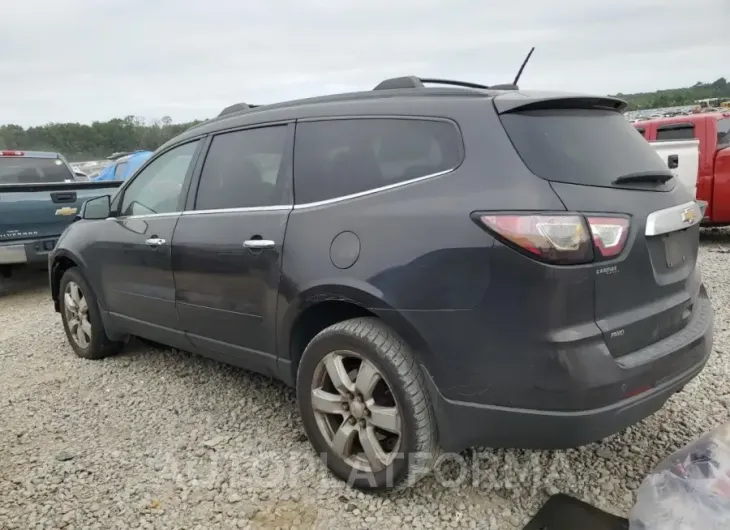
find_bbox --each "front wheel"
[297,317,438,490]
[59,267,123,360]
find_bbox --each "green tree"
[0,117,202,162]
[614,77,730,111]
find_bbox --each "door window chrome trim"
[175,168,455,214]
[106,211,182,221]
[293,168,455,210]
[182,205,293,216]
[645,200,702,236]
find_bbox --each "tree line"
[1,77,727,161]
[614,77,729,111]
[0,116,201,162]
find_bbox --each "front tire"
[297,317,438,490]
[59,267,123,360]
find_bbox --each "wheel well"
[51,256,78,309]
[289,300,376,379]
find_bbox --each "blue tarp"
[93,151,153,181]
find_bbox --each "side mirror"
[80,195,111,220]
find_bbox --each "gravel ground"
[1,232,729,530]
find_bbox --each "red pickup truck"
[634,112,730,225]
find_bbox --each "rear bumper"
[423,289,714,452]
[0,237,59,266]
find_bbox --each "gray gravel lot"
[1,233,729,530]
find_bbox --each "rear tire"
[297,317,438,491]
[59,267,123,360]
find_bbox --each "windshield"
[0,157,75,184]
[500,109,673,187]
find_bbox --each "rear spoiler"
[493,91,627,114]
[0,180,123,193]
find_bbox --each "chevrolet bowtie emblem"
[681,207,696,224]
[55,207,78,216]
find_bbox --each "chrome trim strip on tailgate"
[645,201,702,237]
[0,244,27,264]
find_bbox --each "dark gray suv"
[49,77,713,490]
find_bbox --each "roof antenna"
[512,47,535,86]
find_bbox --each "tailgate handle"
[51,191,77,203]
[667,154,679,169]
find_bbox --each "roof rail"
[487,83,519,90]
[373,76,424,90]
[374,47,536,93]
[372,76,512,91]
[217,102,258,117]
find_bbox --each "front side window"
[717,118,730,148]
[119,140,199,216]
[195,126,290,210]
[293,118,463,204]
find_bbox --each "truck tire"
[59,267,124,360]
[297,317,438,490]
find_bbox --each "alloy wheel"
[310,351,402,473]
[64,281,92,348]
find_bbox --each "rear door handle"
[145,237,166,247]
[243,239,275,249]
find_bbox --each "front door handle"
[145,237,166,247]
[243,239,275,249]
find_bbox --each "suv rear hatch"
[496,95,702,357]
[0,153,79,241]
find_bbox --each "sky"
[0,0,728,126]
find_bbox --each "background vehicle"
[93,150,153,181]
[644,138,700,196]
[634,113,730,225]
[0,150,121,278]
[50,79,712,490]
[72,169,90,181]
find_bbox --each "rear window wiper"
[612,171,674,185]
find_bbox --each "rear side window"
[499,109,672,187]
[0,157,74,184]
[195,126,290,210]
[717,118,730,148]
[294,118,462,204]
[656,123,695,141]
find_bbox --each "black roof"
[162,75,626,151]
[176,83,506,140]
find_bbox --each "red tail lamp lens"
[587,217,630,258]
[479,214,594,264]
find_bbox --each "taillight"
[476,213,630,264]
[587,217,630,258]
[1,150,24,156]
[478,214,594,264]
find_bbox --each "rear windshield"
[500,109,672,187]
[0,157,74,184]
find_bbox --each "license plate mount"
[663,233,686,269]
